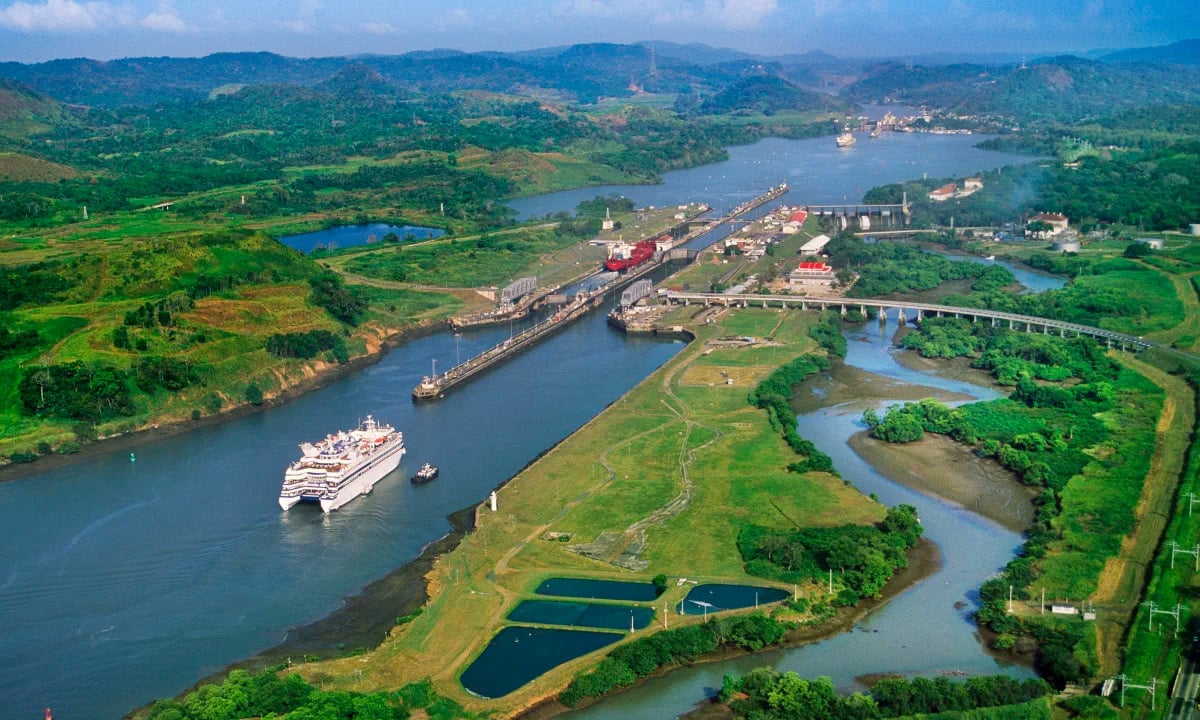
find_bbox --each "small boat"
[411,462,439,484]
[985,255,996,261]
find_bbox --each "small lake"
[278,223,443,253]
[535,577,662,602]
[459,627,623,699]
[678,584,791,616]
[508,600,655,631]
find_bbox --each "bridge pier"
[916,309,923,322]
[1009,319,1015,330]
[840,304,847,317]
[991,317,998,328]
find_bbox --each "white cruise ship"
[278,415,406,512]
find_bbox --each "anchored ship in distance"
[279,415,406,512]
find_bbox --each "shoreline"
[123,384,616,719]
[0,318,448,485]
[515,536,943,720]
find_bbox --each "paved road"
[1169,650,1200,719]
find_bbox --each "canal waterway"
[0,314,681,720]
[0,134,1045,720]
[506,132,1034,222]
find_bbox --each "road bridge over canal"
[662,292,1156,352]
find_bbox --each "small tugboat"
[411,462,439,484]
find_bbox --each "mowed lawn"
[297,307,883,715]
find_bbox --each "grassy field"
[290,306,883,716]
[0,229,463,458]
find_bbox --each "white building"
[1031,212,1069,235]
[799,234,832,256]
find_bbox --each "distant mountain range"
[1100,38,1200,65]
[0,39,1194,126]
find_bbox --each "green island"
[3,40,1200,720]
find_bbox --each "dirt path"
[1091,353,1195,676]
[1147,270,1200,353]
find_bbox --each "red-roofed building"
[1031,212,1069,235]
[928,183,958,202]
[788,260,836,291]
[789,210,808,224]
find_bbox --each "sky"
[0,0,1195,63]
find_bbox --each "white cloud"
[436,7,471,30]
[702,0,777,28]
[0,0,189,32]
[0,0,128,31]
[140,0,183,31]
[361,20,399,35]
[277,0,322,33]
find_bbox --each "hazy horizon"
[0,0,1195,64]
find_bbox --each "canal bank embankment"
[0,317,452,485]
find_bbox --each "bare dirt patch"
[849,432,1038,533]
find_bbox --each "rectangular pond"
[534,577,662,601]
[677,584,790,616]
[459,626,623,699]
[508,600,655,631]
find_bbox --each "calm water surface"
[278,222,443,253]
[507,133,1034,221]
[0,314,680,720]
[0,135,1044,720]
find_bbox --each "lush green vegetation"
[738,505,922,605]
[868,139,1200,232]
[747,350,834,475]
[341,222,597,287]
[934,260,1181,336]
[843,56,1200,124]
[559,612,793,707]
[0,228,458,460]
[876,322,1164,689]
[686,76,848,116]
[144,669,478,720]
[717,667,1051,720]
[823,236,1015,299]
[265,330,348,362]
[1117,367,1200,703]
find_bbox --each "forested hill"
[694,76,850,115]
[0,44,833,108]
[1101,38,1200,65]
[0,80,78,141]
[843,56,1200,123]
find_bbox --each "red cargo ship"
[605,238,658,271]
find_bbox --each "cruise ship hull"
[278,441,405,512]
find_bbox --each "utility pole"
[1169,541,1200,571]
